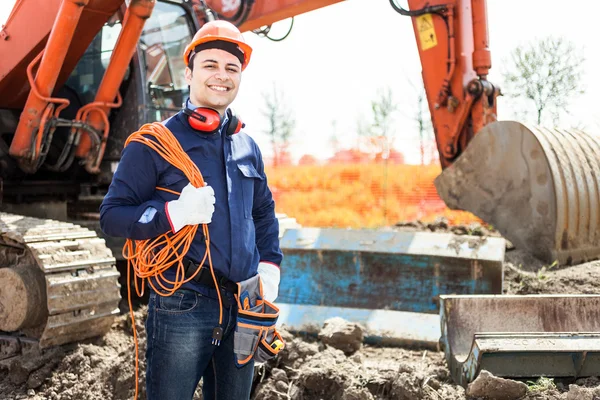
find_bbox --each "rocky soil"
[1,218,600,400]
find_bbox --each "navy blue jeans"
[145,288,255,400]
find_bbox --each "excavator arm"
[202,0,600,265]
[1,0,155,174]
[206,0,499,169]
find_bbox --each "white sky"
[232,0,599,163]
[2,0,598,163]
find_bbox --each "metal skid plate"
[440,294,600,386]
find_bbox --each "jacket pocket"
[158,171,188,197]
[237,163,263,220]
[159,168,212,195]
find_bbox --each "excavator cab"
[97,0,197,187]
[139,1,193,122]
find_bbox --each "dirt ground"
[2,219,600,400]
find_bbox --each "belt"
[183,257,238,294]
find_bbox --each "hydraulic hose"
[389,0,447,16]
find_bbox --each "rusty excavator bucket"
[440,294,600,386]
[435,121,600,265]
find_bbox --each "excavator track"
[0,212,120,360]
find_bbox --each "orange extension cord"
[121,122,224,399]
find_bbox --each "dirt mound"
[0,308,147,400]
[2,305,600,400]
[253,331,464,400]
[504,250,600,295]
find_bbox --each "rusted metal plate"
[471,334,600,380]
[435,121,600,266]
[276,303,440,349]
[279,228,505,314]
[440,294,600,386]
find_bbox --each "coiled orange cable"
[121,122,224,399]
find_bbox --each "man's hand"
[166,182,215,233]
[258,262,280,303]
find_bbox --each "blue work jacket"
[99,108,283,294]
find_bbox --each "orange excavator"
[1,0,599,374]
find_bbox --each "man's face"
[185,48,242,116]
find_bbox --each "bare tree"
[372,87,398,142]
[356,87,399,226]
[357,87,398,158]
[502,36,585,125]
[415,88,432,164]
[262,82,295,166]
[405,80,433,165]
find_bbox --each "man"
[100,20,282,400]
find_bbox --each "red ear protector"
[183,107,245,136]
[183,107,221,134]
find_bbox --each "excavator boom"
[1,0,154,174]
[204,0,600,265]
[208,0,499,169]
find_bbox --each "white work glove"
[258,262,280,303]
[166,182,215,233]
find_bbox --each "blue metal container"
[278,227,505,314]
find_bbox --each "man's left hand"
[258,262,280,303]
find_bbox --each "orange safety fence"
[265,162,482,228]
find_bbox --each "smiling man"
[100,20,283,400]
[186,48,241,114]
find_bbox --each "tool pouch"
[233,274,284,367]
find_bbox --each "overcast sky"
[2,0,597,163]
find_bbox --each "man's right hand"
[166,182,216,233]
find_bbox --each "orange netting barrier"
[265,163,482,228]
